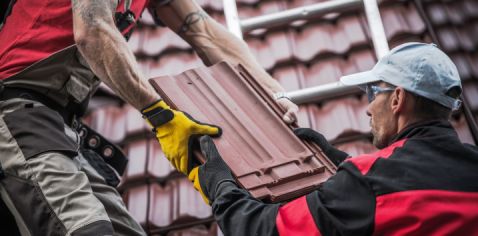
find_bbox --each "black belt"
[0,86,77,126]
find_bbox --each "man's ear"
[390,87,407,115]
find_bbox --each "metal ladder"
[222,0,478,144]
[223,0,388,103]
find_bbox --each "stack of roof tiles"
[84,0,478,235]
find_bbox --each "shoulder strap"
[124,0,131,11]
[0,0,16,31]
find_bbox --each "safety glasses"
[364,85,395,103]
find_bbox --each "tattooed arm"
[150,0,299,124]
[71,0,159,110]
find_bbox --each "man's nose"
[366,106,372,117]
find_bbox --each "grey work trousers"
[0,98,146,236]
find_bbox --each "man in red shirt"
[0,0,298,235]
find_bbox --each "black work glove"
[294,128,349,166]
[188,135,235,205]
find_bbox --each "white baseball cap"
[340,42,462,110]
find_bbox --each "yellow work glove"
[142,100,222,175]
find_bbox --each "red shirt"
[0,0,148,80]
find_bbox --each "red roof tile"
[291,15,368,61]
[380,3,426,41]
[149,62,336,202]
[246,31,294,70]
[297,105,312,128]
[237,0,287,19]
[125,178,212,229]
[463,82,478,111]
[271,65,304,91]
[125,105,150,135]
[123,139,175,182]
[85,105,126,143]
[300,49,375,88]
[146,52,203,78]
[142,27,191,56]
[452,115,475,145]
[308,96,370,140]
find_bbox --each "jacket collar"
[389,119,457,144]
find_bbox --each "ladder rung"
[241,0,363,33]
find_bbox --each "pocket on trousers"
[3,106,78,159]
[81,148,120,187]
[1,174,67,236]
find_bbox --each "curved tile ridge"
[307,96,371,141]
[123,138,177,184]
[300,49,376,88]
[379,3,426,41]
[290,15,369,62]
[124,178,212,229]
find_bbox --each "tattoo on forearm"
[72,0,117,26]
[177,11,208,35]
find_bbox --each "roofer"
[182,42,478,235]
[0,0,298,235]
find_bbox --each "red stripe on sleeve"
[276,196,322,236]
[347,139,407,175]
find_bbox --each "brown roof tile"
[124,178,212,229]
[307,96,370,140]
[452,115,475,144]
[142,27,191,56]
[271,65,304,91]
[290,15,368,61]
[300,49,375,88]
[146,52,203,78]
[380,3,426,41]
[149,62,336,202]
[123,139,175,182]
[125,105,150,135]
[85,105,126,143]
[247,31,294,70]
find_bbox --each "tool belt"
[0,86,128,179]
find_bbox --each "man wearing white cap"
[170,42,478,235]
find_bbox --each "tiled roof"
[85,0,478,234]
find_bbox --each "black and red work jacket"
[212,120,478,235]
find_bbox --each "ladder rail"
[223,0,388,104]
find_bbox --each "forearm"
[72,0,159,110]
[152,1,286,95]
[212,182,280,236]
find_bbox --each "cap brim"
[340,70,380,86]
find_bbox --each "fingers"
[188,167,210,205]
[293,127,314,139]
[182,112,222,137]
[276,98,299,124]
[283,109,298,124]
[199,135,221,161]
[195,123,222,137]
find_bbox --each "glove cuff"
[141,99,170,113]
[141,100,174,128]
[273,91,291,101]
